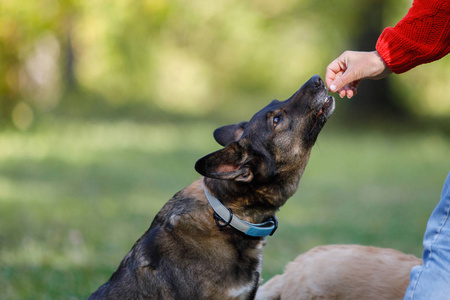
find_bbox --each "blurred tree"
[350,0,403,118]
[63,18,77,91]
[349,0,450,120]
[0,0,81,128]
[0,0,448,128]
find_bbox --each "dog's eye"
[273,115,282,128]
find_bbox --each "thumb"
[329,71,357,93]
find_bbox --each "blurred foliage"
[1,0,449,130]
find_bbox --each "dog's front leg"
[246,271,260,300]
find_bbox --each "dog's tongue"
[316,109,323,118]
[316,97,333,118]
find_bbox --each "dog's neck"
[203,174,302,224]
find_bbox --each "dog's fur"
[256,244,422,300]
[88,75,334,299]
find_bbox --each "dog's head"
[195,75,334,204]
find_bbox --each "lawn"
[1,114,449,299]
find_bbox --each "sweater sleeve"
[375,0,450,74]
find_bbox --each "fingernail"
[330,85,336,92]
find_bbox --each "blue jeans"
[404,172,450,300]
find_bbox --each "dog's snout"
[311,75,323,88]
[288,75,327,107]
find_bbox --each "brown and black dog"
[88,75,334,299]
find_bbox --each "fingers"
[337,82,359,99]
[330,69,360,94]
[326,51,392,99]
[326,51,376,99]
[325,51,359,93]
[330,73,358,98]
[330,76,349,93]
[338,89,347,98]
[325,55,349,92]
[325,59,343,90]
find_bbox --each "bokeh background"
[1,0,450,298]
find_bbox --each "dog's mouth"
[315,95,334,120]
[308,94,334,137]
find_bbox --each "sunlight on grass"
[0,118,220,299]
[0,177,15,202]
[262,127,450,278]
[0,120,215,162]
[0,117,449,298]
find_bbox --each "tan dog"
[256,245,422,300]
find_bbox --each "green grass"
[1,116,449,299]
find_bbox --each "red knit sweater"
[376,0,450,74]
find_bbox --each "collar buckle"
[268,216,278,236]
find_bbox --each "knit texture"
[376,0,450,74]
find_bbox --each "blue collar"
[203,186,278,237]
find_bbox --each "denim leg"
[404,172,450,300]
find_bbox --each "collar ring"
[213,209,233,228]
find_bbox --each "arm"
[326,0,450,98]
[376,0,450,74]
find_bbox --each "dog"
[88,75,334,299]
[255,244,422,300]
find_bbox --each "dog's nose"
[289,75,325,104]
[311,75,323,88]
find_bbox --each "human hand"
[325,51,392,99]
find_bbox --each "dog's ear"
[213,122,248,146]
[195,142,253,182]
